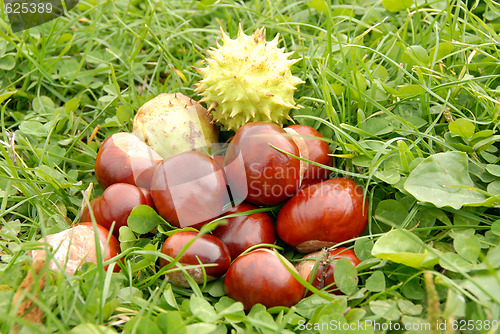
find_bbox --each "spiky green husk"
[194,26,304,131]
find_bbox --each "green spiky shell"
[194,26,304,131]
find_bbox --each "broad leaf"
[371,229,439,268]
[382,0,413,12]
[128,205,165,234]
[449,119,475,139]
[404,151,486,209]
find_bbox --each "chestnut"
[31,222,120,275]
[296,247,361,295]
[150,151,229,229]
[224,121,302,206]
[276,178,369,253]
[81,183,155,237]
[212,203,276,258]
[286,125,333,188]
[95,132,163,189]
[224,248,304,311]
[160,230,231,287]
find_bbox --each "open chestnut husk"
[276,178,368,253]
[160,230,231,287]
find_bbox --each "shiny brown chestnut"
[31,222,120,275]
[224,248,305,311]
[160,230,231,287]
[224,121,302,206]
[286,125,333,188]
[276,178,369,253]
[212,203,276,258]
[95,132,163,189]
[296,247,361,295]
[150,151,229,229]
[81,183,155,237]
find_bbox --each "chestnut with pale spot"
[30,223,120,275]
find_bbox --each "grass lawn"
[1,0,500,333]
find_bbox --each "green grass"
[1,0,500,333]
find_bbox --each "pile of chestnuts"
[33,114,369,311]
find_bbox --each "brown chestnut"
[95,132,163,189]
[81,183,155,237]
[150,151,229,229]
[224,248,304,311]
[31,222,120,275]
[160,230,231,287]
[224,122,302,206]
[276,178,368,253]
[212,203,276,258]
[296,247,361,295]
[286,125,332,188]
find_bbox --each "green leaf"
[439,252,473,272]
[127,205,165,235]
[404,151,486,209]
[307,0,327,13]
[394,84,423,98]
[124,316,162,334]
[365,271,386,292]
[454,233,481,263]
[371,229,440,268]
[430,42,455,60]
[65,98,80,113]
[157,312,187,334]
[333,258,358,295]
[374,199,408,227]
[369,300,401,321]
[382,0,413,12]
[461,270,500,304]
[0,55,15,70]
[442,289,466,319]
[190,295,218,322]
[70,323,118,334]
[354,238,374,261]
[19,120,47,136]
[472,135,500,151]
[449,119,475,139]
[376,168,401,185]
[402,45,430,66]
[116,105,130,124]
[185,323,218,334]
[360,117,393,136]
[197,0,217,9]
[33,96,55,113]
[397,299,422,316]
[203,278,226,297]
[492,220,500,236]
[0,90,16,105]
[485,164,500,177]
[119,226,138,251]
